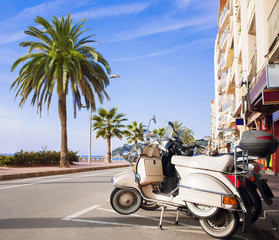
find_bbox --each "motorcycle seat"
[171,154,234,172]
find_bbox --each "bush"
[0,150,79,166]
[0,155,16,166]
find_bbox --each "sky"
[0,0,219,156]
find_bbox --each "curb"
[0,164,129,181]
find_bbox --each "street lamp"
[86,74,120,164]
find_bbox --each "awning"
[263,89,279,104]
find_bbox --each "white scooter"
[110,122,252,239]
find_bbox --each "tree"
[92,107,127,163]
[173,121,195,144]
[184,128,195,144]
[11,14,111,167]
[153,127,166,137]
[124,121,146,149]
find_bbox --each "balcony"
[267,0,279,62]
[248,53,257,89]
[225,67,235,95]
[222,101,232,113]
[224,36,234,70]
[220,56,227,71]
[219,2,229,29]
[247,0,255,34]
[220,25,229,49]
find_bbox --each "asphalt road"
[0,168,269,240]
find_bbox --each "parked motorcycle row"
[110,121,279,239]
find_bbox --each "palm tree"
[11,14,111,167]
[173,121,195,144]
[92,107,127,163]
[124,121,146,149]
[184,128,195,144]
[153,127,166,137]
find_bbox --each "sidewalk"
[0,160,130,181]
[260,172,279,237]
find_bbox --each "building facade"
[212,0,279,173]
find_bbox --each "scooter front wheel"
[110,188,142,215]
[199,209,239,239]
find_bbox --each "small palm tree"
[153,127,166,137]
[124,121,146,149]
[184,128,195,144]
[11,14,111,167]
[92,107,127,163]
[173,121,195,143]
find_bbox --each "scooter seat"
[171,154,234,172]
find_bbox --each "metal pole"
[88,106,92,164]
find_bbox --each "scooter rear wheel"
[245,180,262,223]
[199,209,239,239]
[110,188,142,215]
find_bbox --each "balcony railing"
[248,54,257,89]
[219,2,229,28]
[222,101,231,112]
[221,80,226,93]
[247,0,255,27]
[267,1,279,53]
[220,25,229,48]
[220,56,225,70]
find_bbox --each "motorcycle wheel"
[141,200,160,210]
[246,182,262,223]
[199,209,239,239]
[186,202,220,218]
[110,188,142,215]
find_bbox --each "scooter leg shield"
[112,170,139,190]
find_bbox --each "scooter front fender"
[112,170,139,190]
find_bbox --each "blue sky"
[0,0,219,155]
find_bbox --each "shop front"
[247,64,279,174]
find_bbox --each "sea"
[0,153,123,161]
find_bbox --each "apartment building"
[212,0,279,173]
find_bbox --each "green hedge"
[0,150,79,166]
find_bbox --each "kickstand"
[158,205,166,230]
[175,208,179,226]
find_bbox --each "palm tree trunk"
[106,135,111,163]
[58,93,70,167]
[135,140,138,150]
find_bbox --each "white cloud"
[0,31,26,45]
[0,0,90,45]
[107,13,216,43]
[0,73,16,84]
[0,0,89,31]
[72,2,150,20]
[175,0,192,10]
[112,38,215,62]
[0,1,150,45]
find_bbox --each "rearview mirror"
[153,115,156,124]
[168,121,174,129]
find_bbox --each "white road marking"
[0,177,73,190]
[0,169,122,191]
[68,218,204,233]
[62,205,100,220]
[97,207,201,229]
[61,205,203,234]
